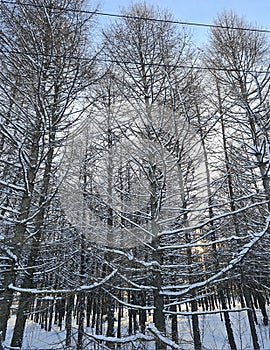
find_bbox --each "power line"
[2,0,270,35]
[1,48,270,75]
[96,13,270,35]
[1,1,270,74]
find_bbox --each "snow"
[161,200,269,236]
[8,269,117,294]
[161,217,270,297]
[0,245,17,262]
[4,309,270,349]
[4,317,67,349]
[86,332,153,343]
[148,324,182,349]
[0,180,25,193]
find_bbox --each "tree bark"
[243,287,260,350]
[65,295,73,347]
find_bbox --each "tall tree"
[0,0,97,347]
[204,11,270,349]
[94,3,203,349]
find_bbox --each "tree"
[84,3,203,349]
[0,0,97,347]
[204,11,270,349]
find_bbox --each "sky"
[95,0,270,45]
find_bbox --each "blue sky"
[97,0,270,44]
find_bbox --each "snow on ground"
[150,310,270,349]
[5,316,67,349]
[4,309,270,349]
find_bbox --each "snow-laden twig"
[100,246,160,267]
[164,292,216,308]
[161,216,270,296]
[102,287,155,310]
[0,206,20,215]
[8,269,117,294]
[164,308,250,316]
[158,234,250,251]
[147,324,184,349]
[160,200,269,236]
[85,332,153,343]
[0,180,25,192]
[0,244,17,262]
[118,271,157,290]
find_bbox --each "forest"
[1,0,270,349]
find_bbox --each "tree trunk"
[256,292,268,326]
[11,143,55,348]
[106,295,115,349]
[152,238,166,350]
[0,278,14,340]
[117,299,122,340]
[77,292,85,350]
[139,292,147,334]
[243,287,260,350]
[65,295,73,347]
[86,295,92,328]
[0,178,36,342]
[191,297,201,350]
[219,290,237,350]
[11,291,34,348]
[48,299,53,332]
[171,304,178,344]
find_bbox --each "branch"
[8,269,117,294]
[164,308,250,316]
[0,180,25,192]
[85,332,153,344]
[147,324,184,350]
[160,200,269,236]
[161,215,270,296]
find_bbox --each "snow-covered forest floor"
[4,308,270,349]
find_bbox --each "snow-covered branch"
[85,332,153,344]
[147,324,184,350]
[164,308,250,316]
[0,180,25,193]
[160,200,269,236]
[8,269,117,294]
[161,216,270,296]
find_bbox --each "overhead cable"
[2,0,270,34]
[1,48,269,75]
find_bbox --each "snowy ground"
[4,310,270,349]
[5,317,67,349]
